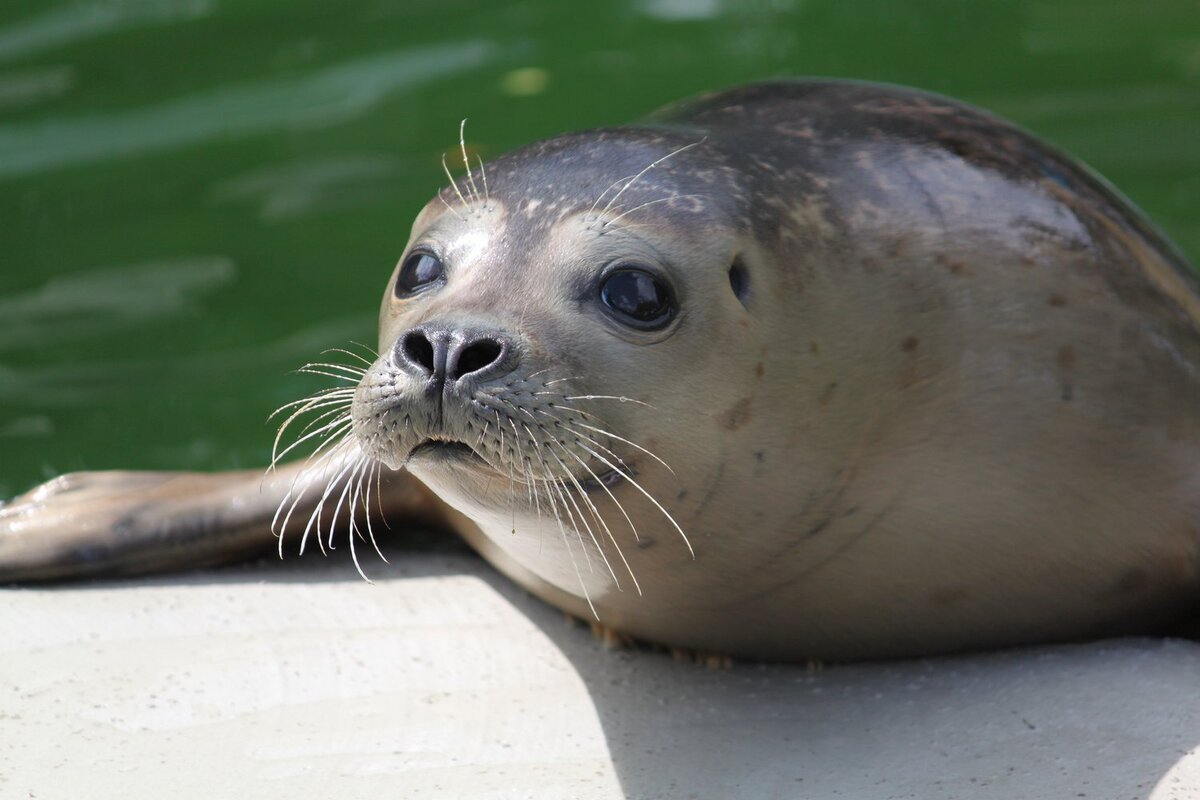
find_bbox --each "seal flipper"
[0,469,290,582]
[0,465,451,582]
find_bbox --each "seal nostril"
[454,338,503,379]
[402,332,436,375]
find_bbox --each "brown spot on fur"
[809,340,821,355]
[717,397,753,431]
[1047,293,1067,307]
[901,335,919,352]
[755,361,764,379]
[818,381,838,410]
[936,253,967,275]
[931,587,969,607]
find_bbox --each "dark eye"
[395,251,444,297]
[598,268,677,330]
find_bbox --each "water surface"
[1,0,1197,496]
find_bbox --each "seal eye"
[395,251,444,297]
[599,268,676,330]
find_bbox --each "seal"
[2,80,1198,661]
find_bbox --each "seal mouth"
[579,464,628,493]
[408,438,486,465]
[407,434,631,492]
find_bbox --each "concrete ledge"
[3,543,1199,799]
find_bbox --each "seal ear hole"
[729,257,750,306]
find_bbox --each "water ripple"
[0,0,213,64]
[0,255,236,350]
[0,40,498,180]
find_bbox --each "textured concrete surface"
[3,541,1199,800]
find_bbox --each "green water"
[1,0,1197,498]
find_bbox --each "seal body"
[348,81,1200,660]
[2,81,1199,661]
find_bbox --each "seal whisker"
[599,139,704,218]
[559,394,654,408]
[272,436,354,540]
[271,414,352,470]
[346,459,374,582]
[268,387,355,420]
[523,404,645,545]
[545,444,625,590]
[547,439,641,594]
[267,392,354,457]
[587,174,637,219]
[324,452,366,551]
[544,469,598,578]
[458,119,480,204]
[276,437,343,554]
[525,432,596,575]
[364,460,391,558]
[271,405,351,466]
[557,440,644,547]
[603,193,705,231]
[570,420,677,477]
[527,441,591,571]
[272,437,357,554]
[373,457,391,532]
[529,407,635,475]
[493,409,518,534]
[345,340,380,358]
[574,440,694,557]
[274,394,352,437]
[438,193,465,221]
[518,423,545,523]
[528,442,596,616]
[321,346,375,367]
[540,376,584,387]
[298,446,362,556]
[301,361,368,378]
[507,416,536,511]
[292,404,353,441]
[296,366,365,382]
[441,153,470,209]
[270,397,353,465]
[301,419,357,467]
[475,153,489,207]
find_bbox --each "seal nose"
[395,324,514,389]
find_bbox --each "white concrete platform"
[3,537,1199,799]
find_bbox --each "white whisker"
[546,442,636,594]
[575,440,694,557]
[599,139,704,217]
[459,119,480,203]
[321,347,375,367]
[604,194,704,230]
[441,153,470,208]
